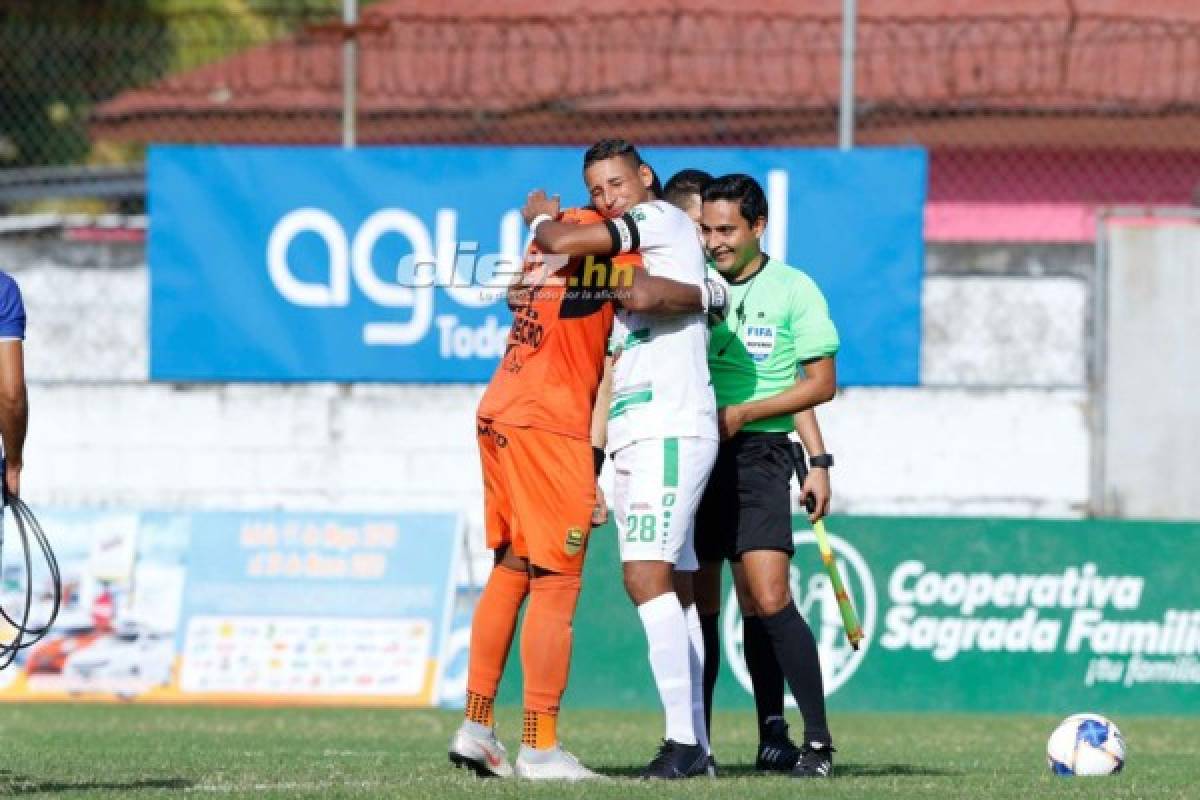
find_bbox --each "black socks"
[760,603,831,744]
[742,615,785,736]
[699,612,720,736]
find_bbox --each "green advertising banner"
[498,516,1200,715]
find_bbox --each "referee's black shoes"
[755,716,802,772]
[792,741,835,779]
[640,739,709,780]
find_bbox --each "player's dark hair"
[583,138,660,197]
[663,168,712,208]
[702,173,768,225]
[648,172,663,200]
[583,138,641,171]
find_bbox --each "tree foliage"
[0,1,173,166]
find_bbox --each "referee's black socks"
[741,615,786,737]
[760,604,832,745]
[699,612,720,736]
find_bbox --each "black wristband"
[809,453,834,469]
[593,446,606,477]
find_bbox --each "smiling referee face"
[701,174,770,281]
[701,198,766,279]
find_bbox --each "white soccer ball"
[1046,713,1126,777]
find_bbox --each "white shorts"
[612,436,717,572]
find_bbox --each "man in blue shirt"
[0,271,28,502]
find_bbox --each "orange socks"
[520,573,583,738]
[522,709,558,750]
[464,566,581,749]
[465,691,495,728]
[465,564,530,722]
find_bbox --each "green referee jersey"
[707,256,839,433]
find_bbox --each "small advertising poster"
[0,510,141,695]
[177,511,461,705]
[0,510,462,707]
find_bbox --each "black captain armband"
[593,446,606,477]
[603,212,641,256]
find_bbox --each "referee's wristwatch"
[809,453,834,469]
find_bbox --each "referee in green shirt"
[692,173,839,778]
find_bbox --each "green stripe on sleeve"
[608,388,653,419]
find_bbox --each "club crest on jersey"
[564,527,586,556]
[743,324,776,363]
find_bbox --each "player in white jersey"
[527,139,728,780]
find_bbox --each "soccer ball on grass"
[1046,713,1125,776]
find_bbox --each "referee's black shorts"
[694,431,794,563]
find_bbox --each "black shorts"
[694,432,795,563]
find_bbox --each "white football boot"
[448,720,514,778]
[514,744,601,781]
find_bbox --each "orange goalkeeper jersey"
[477,207,640,441]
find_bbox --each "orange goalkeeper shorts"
[476,417,595,575]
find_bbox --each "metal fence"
[0,1,339,172]
[2,3,1198,203]
[3,0,1171,397]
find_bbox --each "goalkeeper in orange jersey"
[449,203,726,781]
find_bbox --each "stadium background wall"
[6,241,1091,521]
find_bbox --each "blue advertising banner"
[149,145,926,385]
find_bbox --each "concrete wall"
[17,262,145,383]
[26,383,1090,575]
[28,383,482,513]
[1103,221,1200,519]
[921,276,1086,387]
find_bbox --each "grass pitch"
[0,704,1195,798]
